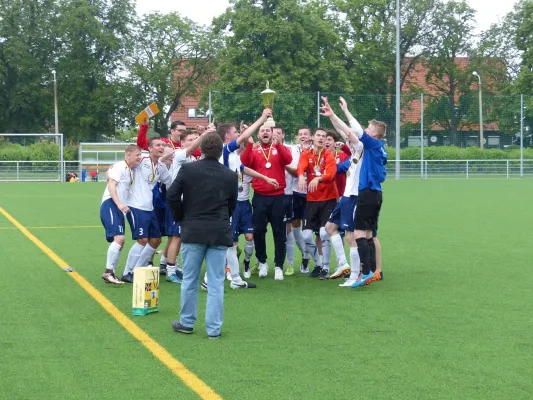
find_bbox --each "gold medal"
[265,162,272,168]
[260,145,273,169]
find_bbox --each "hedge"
[0,140,78,163]
[385,146,533,160]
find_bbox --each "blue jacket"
[358,132,387,192]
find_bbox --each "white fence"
[0,161,64,182]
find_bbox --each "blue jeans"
[179,243,227,336]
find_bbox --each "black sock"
[243,259,250,271]
[367,238,376,273]
[356,238,370,275]
[302,258,309,267]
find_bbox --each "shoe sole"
[329,268,351,280]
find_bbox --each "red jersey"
[137,125,201,158]
[240,142,292,196]
[297,148,338,202]
[334,150,350,196]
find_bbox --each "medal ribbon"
[260,144,273,165]
[125,161,134,187]
[151,159,158,181]
[313,148,323,172]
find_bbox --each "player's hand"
[297,177,307,193]
[262,108,272,121]
[142,118,149,126]
[339,96,348,112]
[265,177,279,189]
[118,203,130,213]
[335,141,344,148]
[308,177,321,193]
[272,130,282,144]
[203,127,216,135]
[248,136,255,144]
[240,120,249,133]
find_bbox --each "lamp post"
[395,0,401,179]
[52,70,58,135]
[472,71,483,149]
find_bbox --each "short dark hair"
[181,130,197,142]
[201,133,223,160]
[312,127,327,136]
[325,129,339,141]
[274,123,284,132]
[217,123,235,142]
[170,120,186,130]
[148,137,162,148]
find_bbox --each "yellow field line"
[0,225,101,230]
[0,207,222,400]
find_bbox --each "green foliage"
[0,140,77,162]
[386,145,533,160]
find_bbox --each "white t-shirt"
[127,156,172,211]
[101,161,133,204]
[238,174,252,201]
[343,141,364,197]
[171,148,195,181]
[284,144,297,195]
[290,144,307,195]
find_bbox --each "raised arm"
[185,128,215,157]
[320,96,360,144]
[239,141,255,168]
[136,119,149,151]
[236,108,272,146]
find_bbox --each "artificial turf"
[0,180,532,399]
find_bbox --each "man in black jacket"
[167,133,237,339]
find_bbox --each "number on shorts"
[139,227,144,236]
[119,225,124,233]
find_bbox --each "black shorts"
[292,192,307,220]
[354,189,382,232]
[303,199,337,233]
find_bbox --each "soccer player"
[320,99,365,286]
[100,144,142,284]
[287,126,317,273]
[240,121,292,280]
[217,111,279,288]
[297,128,339,279]
[334,97,387,288]
[324,130,350,197]
[159,129,212,283]
[121,138,173,282]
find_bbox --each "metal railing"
[0,161,63,182]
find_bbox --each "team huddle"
[99,97,387,290]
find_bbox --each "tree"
[129,12,218,136]
[422,0,476,145]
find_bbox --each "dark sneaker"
[121,272,133,283]
[171,321,194,334]
[319,269,329,280]
[208,333,221,340]
[379,270,384,280]
[309,266,322,278]
[159,264,167,275]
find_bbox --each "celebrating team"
[99,97,387,289]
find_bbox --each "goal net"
[0,133,64,182]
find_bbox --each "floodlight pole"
[52,70,58,135]
[473,71,483,149]
[395,0,401,179]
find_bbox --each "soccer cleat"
[166,273,182,284]
[230,280,257,289]
[159,264,167,275]
[201,280,208,291]
[300,264,309,274]
[366,271,381,285]
[330,264,351,280]
[102,272,125,285]
[171,321,194,334]
[339,278,357,287]
[319,269,329,280]
[258,263,268,278]
[309,266,322,278]
[274,267,284,280]
[121,272,134,283]
[351,272,375,288]
[285,265,295,276]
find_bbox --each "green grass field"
[1,180,532,399]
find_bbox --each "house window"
[187,108,197,118]
[187,107,207,118]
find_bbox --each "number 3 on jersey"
[138,227,144,236]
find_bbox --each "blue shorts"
[154,206,166,235]
[100,198,125,242]
[232,200,254,242]
[284,194,293,222]
[164,204,181,237]
[328,195,357,232]
[292,192,307,220]
[126,207,162,240]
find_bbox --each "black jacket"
[167,158,237,247]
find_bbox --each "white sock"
[244,240,254,261]
[349,247,360,280]
[167,263,177,275]
[124,242,144,275]
[160,254,168,266]
[319,227,331,272]
[227,246,241,280]
[303,229,320,266]
[286,231,295,266]
[135,244,156,268]
[292,226,308,258]
[331,233,347,266]
[106,242,122,273]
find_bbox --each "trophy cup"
[261,81,276,128]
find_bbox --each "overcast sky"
[137,0,517,32]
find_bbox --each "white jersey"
[219,139,245,198]
[290,144,307,195]
[171,148,195,181]
[238,173,252,201]
[101,161,133,204]
[284,144,297,195]
[343,141,364,197]
[127,156,172,211]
